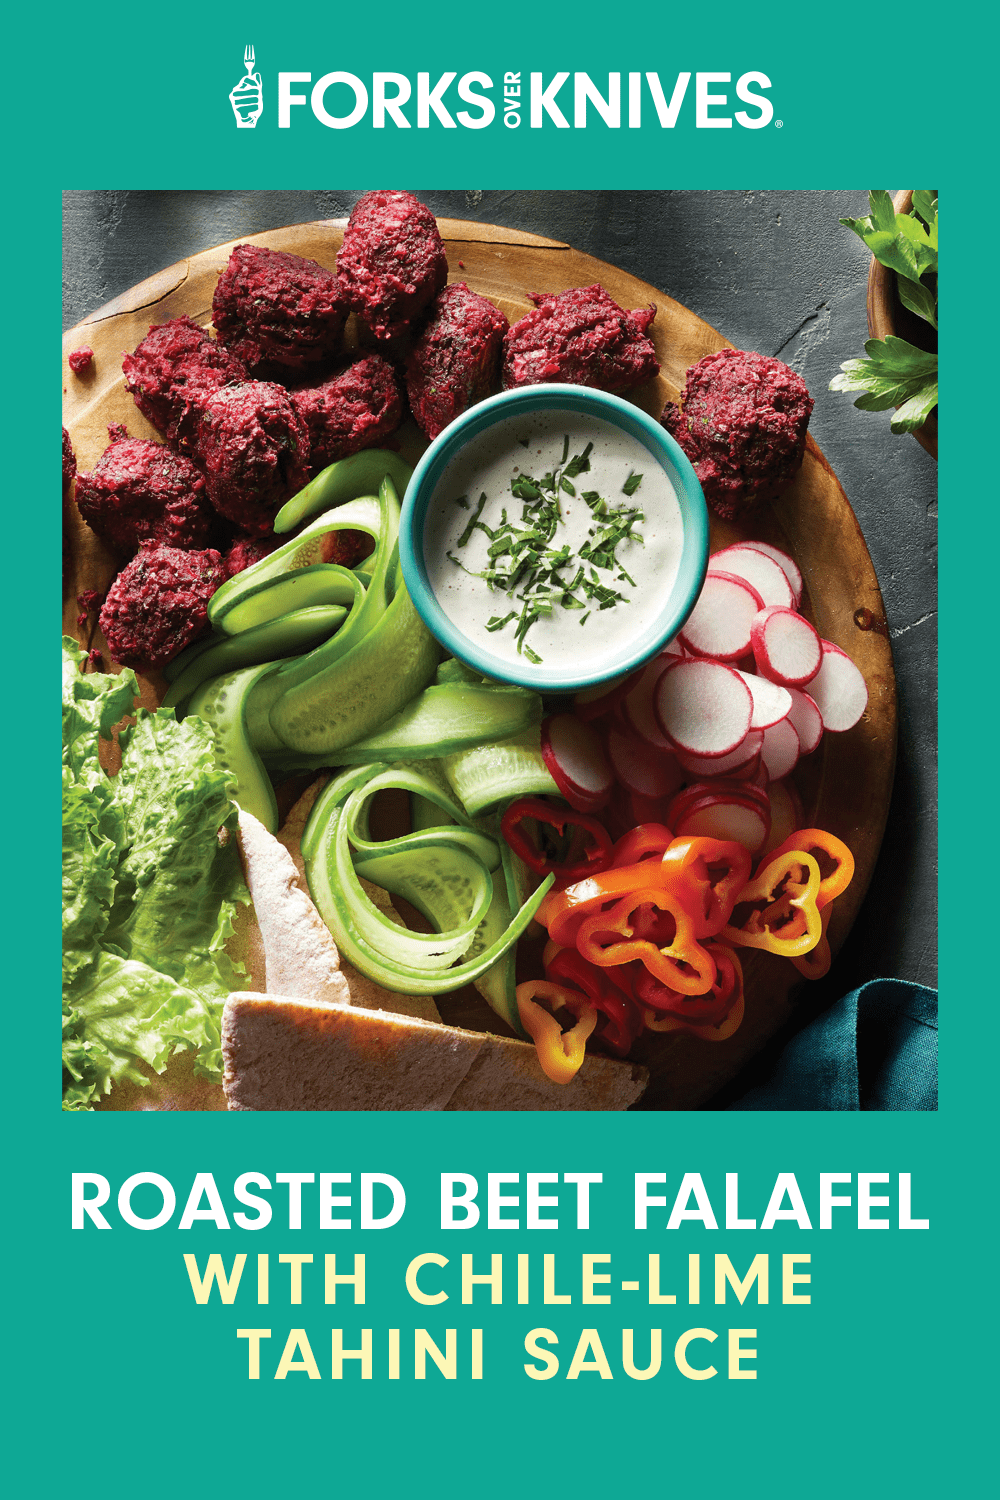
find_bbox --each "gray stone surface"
[62,189,937,1032]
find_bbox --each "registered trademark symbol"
[775,119,783,128]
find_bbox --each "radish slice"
[574,668,643,723]
[627,790,675,827]
[738,541,804,608]
[808,642,869,732]
[654,659,753,758]
[751,606,822,686]
[679,572,765,661]
[675,729,764,780]
[674,795,771,854]
[668,778,769,827]
[621,658,675,750]
[785,688,824,755]
[540,714,614,812]
[760,718,801,781]
[607,729,685,800]
[761,778,798,856]
[733,669,793,729]
[710,546,796,609]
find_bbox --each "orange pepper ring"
[575,887,717,996]
[771,830,855,909]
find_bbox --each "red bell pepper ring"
[769,829,855,909]
[644,942,746,1038]
[545,946,643,1057]
[659,836,753,938]
[500,797,614,889]
[575,885,717,996]
[632,938,742,1026]
[611,823,674,868]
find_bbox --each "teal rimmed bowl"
[399,384,708,692]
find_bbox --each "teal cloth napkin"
[728,978,937,1111]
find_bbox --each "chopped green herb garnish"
[455,494,487,547]
[447,435,645,659]
[454,494,470,509]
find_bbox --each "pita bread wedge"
[223,993,648,1112]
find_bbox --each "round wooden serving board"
[63,215,897,1110]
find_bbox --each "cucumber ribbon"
[302,762,552,1022]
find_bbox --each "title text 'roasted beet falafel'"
[75,431,217,554]
[190,381,311,536]
[502,284,660,394]
[405,283,508,440]
[63,427,76,498]
[99,545,227,668]
[122,316,248,446]
[212,244,349,376]
[661,349,814,520]
[337,190,448,343]
[290,354,403,471]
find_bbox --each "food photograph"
[61,189,938,1113]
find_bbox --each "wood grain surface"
[63,216,897,1110]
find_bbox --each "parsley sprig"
[830,191,938,434]
[448,436,645,662]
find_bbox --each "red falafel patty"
[63,427,76,498]
[99,545,227,668]
[122,316,248,445]
[212,244,349,376]
[191,380,311,535]
[75,431,216,554]
[405,283,508,439]
[290,354,403,471]
[337,190,448,342]
[502,285,659,393]
[223,534,278,578]
[661,349,814,520]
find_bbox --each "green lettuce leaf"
[62,638,249,1109]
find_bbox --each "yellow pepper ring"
[723,851,823,958]
[515,981,599,1086]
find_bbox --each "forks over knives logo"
[230,45,263,128]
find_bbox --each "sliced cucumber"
[333,683,543,765]
[187,663,281,832]
[273,450,413,534]
[442,727,560,819]
[213,565,360,637]
[207,494,384,627]
[163,606,347,712]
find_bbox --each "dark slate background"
[63,190,937,1093]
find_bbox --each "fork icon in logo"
[230,45,263,128]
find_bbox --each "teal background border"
[11,2,983,1494]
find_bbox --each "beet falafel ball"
[290,354,403,471]
[75,431,216,554]
[99,545,226,668]
[63,427,76,498]
[502,285,659,394]
[122,316,247,446]
[661,349,814,521]
[405,283,508,439]
[223,534,278,578]
[190,381,311,536]
[337,190,448,342]
[212,244,349,376]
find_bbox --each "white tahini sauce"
[423,409,684,672]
